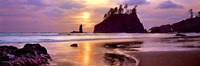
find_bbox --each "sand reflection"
[77,42,93,66]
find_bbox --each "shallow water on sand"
[1,39,138,66]
[1,33,200,66]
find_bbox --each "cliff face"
[149,17,200,33]
[94,13,147,33]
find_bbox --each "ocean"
[0,33,180,44]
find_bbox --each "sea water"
[0,33,178,44]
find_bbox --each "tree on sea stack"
[104,14,107,19]
[118,5,123,14]
[189,9,193,18]
[124,4,128,11]
[124,4,128,14]
[114,7,118,14]
[198,11,200,17]
[132,5,138,14]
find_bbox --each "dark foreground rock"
[0,43,52,66]
[70,44,78,47]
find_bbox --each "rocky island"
[94,5,147,33]
[71,24,84,33]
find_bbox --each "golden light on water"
[83,42,90,65]
[76,42,93,66]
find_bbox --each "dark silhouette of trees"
[79,24,83,33]
[104,14,107,19]
[124,4,128,14]
[118,5,124,14]
[104,8,115,19]
[107,8,111,16]
[198,11,200,17]
[106,8,113,18]
[103,4,138,19]
[189,9,193,18]
[114,7,118,14]
[124,4,128,10]
[132,5,138,14]
[110,8,114,16]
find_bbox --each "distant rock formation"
[71,24,84,33]
[149,24,173,33]
[149,9,200,33]
[172,17,200,32]
[149,17,200,33]
[94,5,147,33]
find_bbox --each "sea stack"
[94,5,147,33]
[71,24,84,33]
[79,24,83,33]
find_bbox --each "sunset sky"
[0,0,200,32]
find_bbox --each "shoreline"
[113,50,200,66]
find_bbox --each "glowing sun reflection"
[77,42,93,66]
[83,42,90,64]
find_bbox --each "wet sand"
[125,50,200,66]
[103,39,200,66]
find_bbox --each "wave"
[0,32,60,36]
[0,33,200,44]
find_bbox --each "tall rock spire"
[79,24,83,33]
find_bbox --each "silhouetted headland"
[94,5,147,33]
[150,10,200,33]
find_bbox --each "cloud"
[59,3,85,9]
[43,8,64,17]
[157,0,184,9]
[116,0,150,5]
[0,0,88,32]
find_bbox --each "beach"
[133,51,200,66]
[1,33,200,66]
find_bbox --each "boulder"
[70,44,78,47]
[0,43,52,66]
